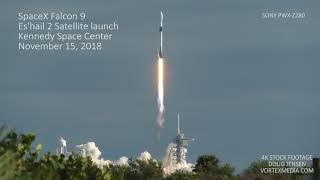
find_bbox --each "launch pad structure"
[173,114,194,164]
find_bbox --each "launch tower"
[174,114,194,164]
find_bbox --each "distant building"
[56,137,71,156]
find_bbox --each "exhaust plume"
[157,57,165,127]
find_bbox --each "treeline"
[0,128,305,180]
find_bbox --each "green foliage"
[0,151,17,180]
[244,160,269,175]
[194,155,220,174]
[164,154,237,180]
[164,170,198,180]
[0,126,43,179]
[109,165,126,180]
[124,159,164,180]
[0,127,240,180]
[0,126,303,180]
[243,161,304,180]
[0,126,113,180]
[193,155,235,180]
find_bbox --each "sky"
[0,0,319,173]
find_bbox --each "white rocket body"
[159,12,163,58]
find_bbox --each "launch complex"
[156,12,194,165]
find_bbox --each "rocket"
[158,11,164,58]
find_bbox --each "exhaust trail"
[157,12,165,128]
[157,57,165,127]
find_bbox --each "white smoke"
[157,108,165,128]
[74,141,132,167]
[137,151,152,162]
[75,142,101,159]
[164,163,193,175]
[162,143,194,175]
[59,138,192,175]
[115,156,129,166]
[75,142,111,168]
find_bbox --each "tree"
[164,170,197,180]
[1,126,244,180]
[124,158,163,180]
[243,161,301,180]
[109,164,126,180]
[193,155,235,180]
[0,126,112,180]
[244,160,269,175]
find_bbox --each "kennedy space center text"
[17,12,119,51]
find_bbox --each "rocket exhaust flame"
[156,12,165,128]
[157,57,165,127]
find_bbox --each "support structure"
[174,114,194,164]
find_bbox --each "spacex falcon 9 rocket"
[159,11,163,58]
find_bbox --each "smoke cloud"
[75,142,111,168]
[61,139,192,175]
[74,141,154,168]
[137,151,152,162]
[162,143,194,175]
[115,156,129,166]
